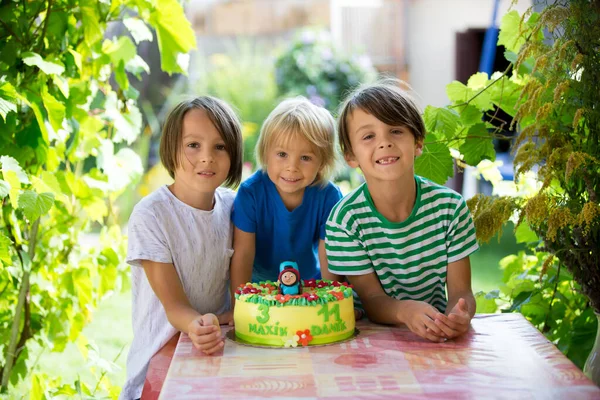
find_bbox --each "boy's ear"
[344,152,359,169]
[415,139,424,157]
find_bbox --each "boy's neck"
[367,175,416,223]
[276,187,305,212]
[169,182,215,211]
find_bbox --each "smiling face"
[265,133,322,209]
[174,108,231,196]
[345,108,423,184]
[281,271,297,286]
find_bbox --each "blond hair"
[255,97,338,186]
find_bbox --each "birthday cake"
[233,266,355,347]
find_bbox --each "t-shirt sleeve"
[126,208,173,268]
[231,185,257,233]
[446,196,479,263]
[319,184,344,239]
[325,220,374,275]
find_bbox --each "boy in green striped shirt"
[325,80,479,342]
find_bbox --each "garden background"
[1,0,598,398]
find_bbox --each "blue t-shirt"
[232,170,343,282]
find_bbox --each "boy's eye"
[277,152,287,158]
[216,144,226,150]
[363,133,374,140]
[300,155,312,162]
[391,129,403,134]
[187,142,199,148]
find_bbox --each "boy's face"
[345,108,423,184]
[174,109,231,195]
[265,134,321,207]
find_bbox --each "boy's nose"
[378,143,393,149]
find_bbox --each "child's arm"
[230,227,255,306]
[348,272,447,342]
[318,240,343,281]
[142,260,224,354]
[432,257,476,339]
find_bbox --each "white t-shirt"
[119,185,234,400]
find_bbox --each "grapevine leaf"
[18,190,55,222]
[415,142,454,184]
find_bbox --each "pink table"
[142,314,600,399]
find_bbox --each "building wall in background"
[406,0,531,108]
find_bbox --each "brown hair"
[255,97,338,186]
[159,96,243,188]
[337,79,426,156]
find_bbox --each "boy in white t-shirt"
[120,96,243,400]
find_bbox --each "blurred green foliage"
[274,29,377,113]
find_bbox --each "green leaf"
[423,106,460,140]
[1,155,29,184]
[41,86,66,132]
[18,190,55,222]
[515,221,539,243]
[80,0,103,45]
[498,11,526,54]
[0,179,9,198]
[446,81,470,103]
[104,93,143,144]
[104,36,136,65]
[68,49,83,72]
[30,373,46,400]
[467,72,489,90]
[149,0,197,74]
[22,52,65,75]
[126,55,151,78]
[458,105,482,127]
[0,233,12,263]
[73,268,93,307]
[3,171,20,208]
[0,81,18,121]
[114,60,129,90]
[124,17,153,44]
[414,142,454,184]
[459,123,495,166]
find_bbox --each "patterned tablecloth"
[143,314,600,399]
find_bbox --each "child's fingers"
[189,322,218,337]
[434,318,458,337]
[423,317,445,337]
[201,340,225,355]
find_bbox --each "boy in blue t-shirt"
[231,97,342,291]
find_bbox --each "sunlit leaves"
[124,17,153,44]
[0,233,12,263]
[149,0,197,74]
[41,86,65,132]
[22,52,65,75]
[0,81,17,121]
[459,123,495,165]
[498,11,543,54]
[415,141,453,184]
[457,105,482,127]
[80,0,103,45]
[423,106,459,140]
[18,190,55,222]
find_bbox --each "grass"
[9,291,133,398]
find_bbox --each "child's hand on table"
[402,300,447,342]
[187,313,224,354]
[433,298,472,339]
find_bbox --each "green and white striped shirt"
[325,175,478,312]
